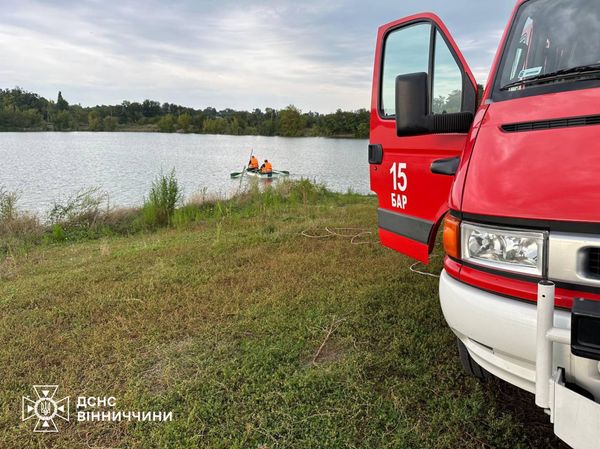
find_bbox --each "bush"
[142,169,182,227]
[0,186,18,223]
[103,116,118,131]
[157,114,175,133]
[48,187,109,230]
[0,187,44,256]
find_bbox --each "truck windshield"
[496,0,600,93]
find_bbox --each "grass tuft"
[0,186,19,222]
[142,169,183,228]
[48,186,110,229]
[0,187,44,259]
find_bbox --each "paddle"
[238,148,254,186]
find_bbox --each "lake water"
[0,132,370,216]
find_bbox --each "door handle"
[430,156,460,176]
[368,144,383,164]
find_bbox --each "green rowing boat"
[230,168,290,179]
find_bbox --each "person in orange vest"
[248,155,259,171]
[260,159,273,175]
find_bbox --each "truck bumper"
[439,270,600,449]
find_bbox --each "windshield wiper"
[500,63,600,91]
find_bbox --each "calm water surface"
[0,132,370,215]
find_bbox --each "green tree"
[53,110,72,130]
[202,118,228,134]
[258,118,276,136]
[142,99,161,117]
[433,89,462,114]
[445,89,462,113]
[279,105,305,137]
[23,108,43,129]
[56,91,69,111]
[103,116,118,131]
[228,117,242,135]
[88,111,102,131]
[177,113,191,132]
[70,105,87,126]
[157,114,175,132]
[432,96,445,114]
[355,122,369,139]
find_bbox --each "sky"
[0,0,517,113]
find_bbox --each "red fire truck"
[368,1,600,447]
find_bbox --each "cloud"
[0,0,515,112]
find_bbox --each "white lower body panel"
[439,270,600,448]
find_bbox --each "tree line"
[0,87,370,138]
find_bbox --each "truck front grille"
[583,247,600,280]
[548,234,600,288]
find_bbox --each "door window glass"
[380,23,431,116]
[432,30,463,114]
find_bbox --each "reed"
[142,169,183,227]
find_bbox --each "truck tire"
[457,338,492,381]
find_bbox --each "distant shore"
[0,125,366,139]
[0,87,370,138]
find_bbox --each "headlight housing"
[461,222,546,276]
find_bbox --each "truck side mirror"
[395,72,474,136]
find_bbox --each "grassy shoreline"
[0,181,565,448]
[0,179,361,260]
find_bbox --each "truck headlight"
[461,222,545,276]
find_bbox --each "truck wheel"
[457,338,491,381]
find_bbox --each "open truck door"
[369,13,478,263]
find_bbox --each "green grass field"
[0,183,566,448]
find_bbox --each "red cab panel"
[462,87,600,223]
